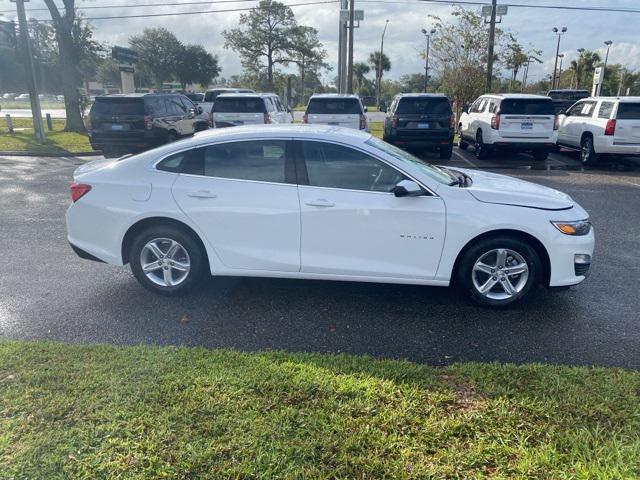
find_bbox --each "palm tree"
[368,51,391,98]
[353,62,370,93]
[570,50,601,89]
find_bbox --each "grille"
[574,263,591,277]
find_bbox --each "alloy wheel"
[139,238,191,287]
[472,248,529,300]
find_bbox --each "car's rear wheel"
[129,225,206,296]
[580,135,598,165]
[533,151,549,161]
[457,236,541,307]
[457,127,468,150]
[474,130,490,159]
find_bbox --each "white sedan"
[66,125,594,307]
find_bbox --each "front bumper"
[547,228,595,287]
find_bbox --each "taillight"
[263,113,270,124]
[490,114,500,130]
[360,114,366,130]
[144,115,152,130]
[553,115,559,131]
[605,119,616,136]
[391,115,398,128]
[208,112,213,128]
[70,182,91,202]
[303,113,308,124]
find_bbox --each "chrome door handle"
[187,190,217,199]
[305,199,335,207]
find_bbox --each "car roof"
[215,92,277,98]
[548,89,589,93]
[94,93,179,100]
[395,93,449,99]
[486,93,551,100]
[586,96,640,103]
[309,94,361,99]
[205,87,254,92]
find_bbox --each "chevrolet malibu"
[66,125,594,307]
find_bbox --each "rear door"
[306,98,361,129]
[497,98,555,139]
[171,140,300,271]
[394,97,451,139]
[613,102,640,148]
[213,97,266,127]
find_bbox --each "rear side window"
[598,102,615,119]
[213,98,267,113]
[499,99,554,115]
[396,98,451,115]
[616,103,640,120]
[204,140,288,183]
[156,149,204,175]
[145,97,166,116]
[307,98,362,115]
[90,98,144,116]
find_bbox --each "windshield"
[365,136,452,185]
[213,97,266,113]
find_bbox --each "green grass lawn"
[1,101,64,110]
[0,117,93,154]
[1,342,638,479]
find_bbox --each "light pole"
[376,19,389,107]
[421,28,435,93]
[599,40,613,96]
[551,26,567,90]
[557,54,564,88]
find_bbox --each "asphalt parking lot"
[1,147,639,368]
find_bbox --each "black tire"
[439,144,453,160]
[580,135,598,165]
[474,130,489,159]
[129,225,206,296]
[457,127,469,150]
[166,131,179,144]
[533,151,549,161]
[456,235,541,308]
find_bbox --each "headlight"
[551,219,591,236]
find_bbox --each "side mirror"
[364,106,368,113]
[392,179,424,197]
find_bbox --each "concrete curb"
[0,151,102,157]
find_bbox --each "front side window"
[565,102,585,117]
[301,141,407,193]
[165,97,186,115]
[204,140,288,184]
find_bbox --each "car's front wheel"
[474,130,489,159]
[457,236,541,307]
[533,150,549,161]
[129,225,206,296]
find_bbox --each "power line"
[0,0,259,14]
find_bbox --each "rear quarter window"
[90,98,144,116]
[213,98,267,113]
[397,98,451,115]
[307,99,362,115]
[499,99,554,115]
[616,103,640,120]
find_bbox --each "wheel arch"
[121,216,210,267]
[451,228,551,287]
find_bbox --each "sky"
[2,0,640,86]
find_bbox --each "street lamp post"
[376,19,389,107]
[421,28,435,93]
[557,54,564,88]
[598,40,613,96]
[551,26,567,90]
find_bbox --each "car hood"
[452,167,574,210]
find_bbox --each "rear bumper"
[490,141,556,152]
[386,129,454,149]
[69,241,105,263]
[594,137,640,156]
[89,131,160,151]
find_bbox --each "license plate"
[110,124,125,131]
[521,122,533,130]
[328,122,339,126]
[417,123,430,129]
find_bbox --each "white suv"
[303,94,369,131]
[557,96,640,165]
[211,93,293,128]
[458,94,558,160]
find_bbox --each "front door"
[172,139,301,272]
[296,140,446,279]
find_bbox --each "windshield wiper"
[444,168,472,188]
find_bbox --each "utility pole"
[557,54,564,88]
[377,19,389,105]
[337,0,347,93]
[11,0,45,143]
[421,28,435,93]
[347,0,355,93]
[485,0,497,92]
[598,40,612,96]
